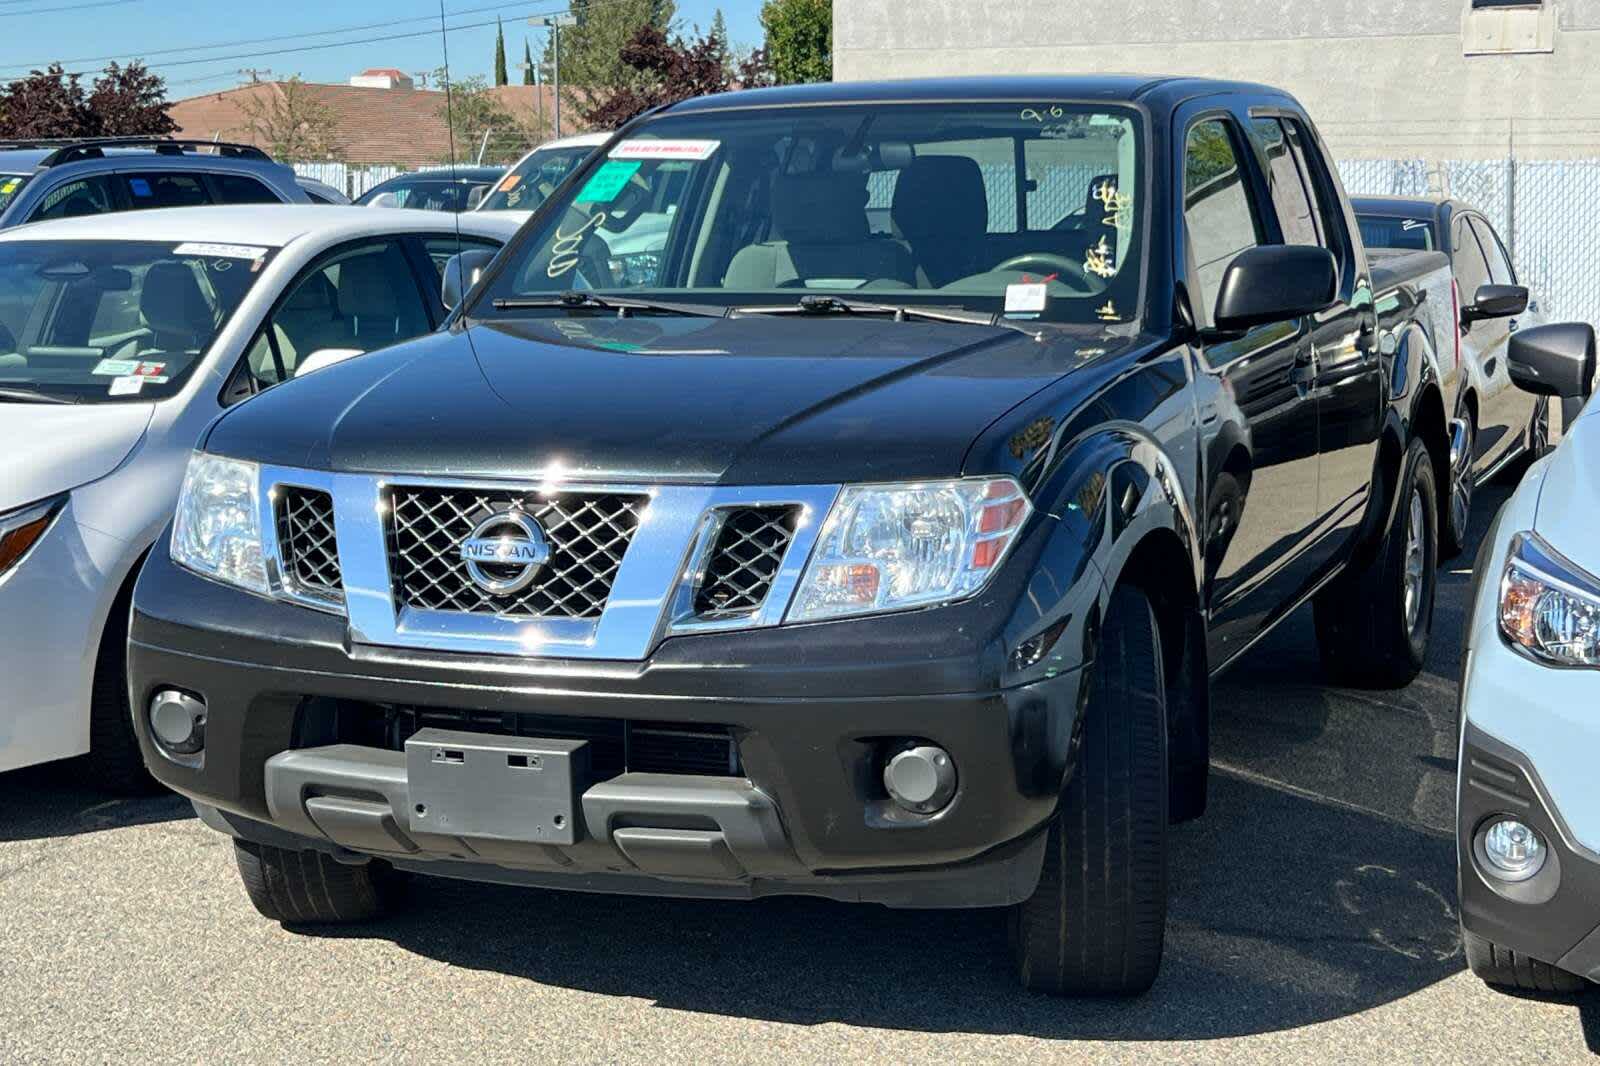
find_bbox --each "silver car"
[0,204,520,787]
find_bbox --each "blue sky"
[0,0,764,96]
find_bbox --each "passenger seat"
[890,156,990,287]
[724,173,915,290]
[139,262,216,353]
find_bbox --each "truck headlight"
[788,477,1031,622]
[1500,532,1600,667]
[170,452,267,594]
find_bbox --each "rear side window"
[1469,217,1517,285]
[1452,217,1492,299]
[1183,117,1263,320]
[123,173,211,210]
[209,173,280,205]
[1279,119,1348,280]
[29,175,116,222]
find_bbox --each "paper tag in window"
[173,242,268,260]
[577,160,641,203]
[609,139,720,161]
[1005,283,1048,316]
[108,376,144,396]
[134,361,166,376]
[92,358,139,376]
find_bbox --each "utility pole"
[237,67,273,85]
[528,13,577,138]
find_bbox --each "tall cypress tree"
[522,39,535,85]
[493,18,509,86]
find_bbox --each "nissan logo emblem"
[459,510,551,595]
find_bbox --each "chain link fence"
[1339,157,1600,328]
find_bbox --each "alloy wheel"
[1403,487,1427,633]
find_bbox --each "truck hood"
[206,315,1101,484]
[0,401,153,512]
[1535,400,1600,576]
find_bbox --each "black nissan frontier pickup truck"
[130,76,1455,996]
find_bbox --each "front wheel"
[1314,436,1439,688]
[234,840,402,925]
[1009,584,1168,996]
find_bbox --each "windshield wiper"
[0,386,75,405]
[491,291,727,318]
[736,295,1039,335]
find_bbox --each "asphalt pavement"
[3,478,1598,1064]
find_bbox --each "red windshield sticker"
[609,139,720,162]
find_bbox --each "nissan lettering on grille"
[459,511,551,595]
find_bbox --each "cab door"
[1253,114,1381,555]
[1180,110,1323,665]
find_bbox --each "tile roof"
[169,82,566,168]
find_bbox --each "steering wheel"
[993,253,1090,289]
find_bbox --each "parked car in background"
[1456,319,1598,994]
[296,175,351,205]
[132,76,1454,997]
[354,166,505,212]
[0,137,309,229]
[0,205,519,789]
[474,131,608,216]
[1354,196,1547,555]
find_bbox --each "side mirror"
[295,348,365,377]
[465,185,488,211]
[1508,322,1595,400]
[1462,283,1528,326]
[440,248,497,311]
[1211,245,1337,334]
[368,192,400,209]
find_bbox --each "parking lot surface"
[3,481,1598,1065]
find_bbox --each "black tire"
[1009,584,1167,996]
[1314,436,1438,688]
[1440,414,1474,561]
[85,590,158,794]
[234,840,399,924]
[1462,924,1587,994]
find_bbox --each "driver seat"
[891,156,990,287]
[139,262,216,352]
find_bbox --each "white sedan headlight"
[170,452,268,594]
[1500,532,1600,667]
[789,477,1032,622]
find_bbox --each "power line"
[0,0,546,72]
[0,0,141,16]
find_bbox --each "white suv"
[1457,319,1600,993]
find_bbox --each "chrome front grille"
[275,487,343,604]
[694,506,801,619]
[387,487,647,619]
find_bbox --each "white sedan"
[0,205,520,788]
[1457,318,1600,993]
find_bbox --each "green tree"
[234,76,342,161]
[547,0,676,116]
[708,8,732,77]
[522,39,535,85]
[493,17,509,87]
[434,68,538,164]
[760,0,830,84]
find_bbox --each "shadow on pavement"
[0,762,190,844]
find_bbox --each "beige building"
[834,0,1600,160]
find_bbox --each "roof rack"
[0,137,273,168]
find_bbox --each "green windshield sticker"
[576,160,641,204]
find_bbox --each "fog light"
[883,744,957,814]
[1482,817,1546,881]
[149,689,206,755]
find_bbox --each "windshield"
[477,104,1145,326]
[0,173,29,215]
[1358,214,1435,252]
[0,239,273,403]
[356,176,490,212]
[478,144,599,213]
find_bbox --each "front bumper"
[130,546,1084,907]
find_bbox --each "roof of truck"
[667,75,1289,114]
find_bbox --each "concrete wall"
[834,0,1600,159]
